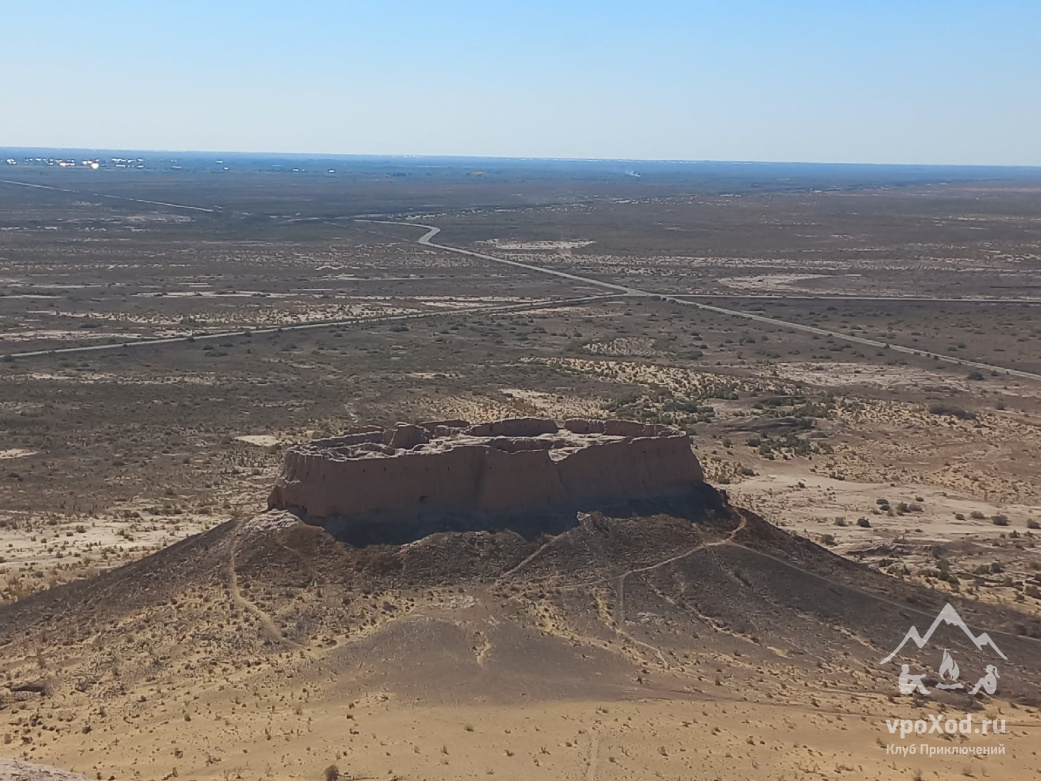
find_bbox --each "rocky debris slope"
[0,759,99,781]
[268,418,705,521]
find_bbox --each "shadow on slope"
[2,484,1040,708]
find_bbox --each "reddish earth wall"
[268,418,704,520]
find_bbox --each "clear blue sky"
[3,0,1039,165]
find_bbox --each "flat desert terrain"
[2,155,1040,780]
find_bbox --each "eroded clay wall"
[268,418,705,520]
[555,435,704,500]
[271,446,484,518]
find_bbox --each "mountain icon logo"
[880,603,1007,665]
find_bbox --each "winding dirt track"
[227,532,302,650]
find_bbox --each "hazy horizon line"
[4,145,1041,171]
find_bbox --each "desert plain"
[1,155,1041,780]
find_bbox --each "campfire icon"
[935,649,963,690]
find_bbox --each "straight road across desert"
[368,219,1041,384]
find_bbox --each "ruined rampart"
[268,418,704,521]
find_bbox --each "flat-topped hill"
[267,418,705,526]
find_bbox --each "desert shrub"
[928,403,976,420]
[1028,520,1040,530]
[324,765,340,781]
[992,515,1010,526]
[857,517,871,528]
[969,511,986,520]
[920,566,959,586]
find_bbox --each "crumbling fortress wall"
[268,418,704,521]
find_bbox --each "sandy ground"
[729,464,1035,545]
[13,690,1035,781]
[0,451,35,461]
[234,435,282,449]
[0,508,215,601]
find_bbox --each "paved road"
[0,178,216,213]
[2,188,1036,383]
[672,293,1041,304]
[1,294,620,361]
[367,219,1041,383]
